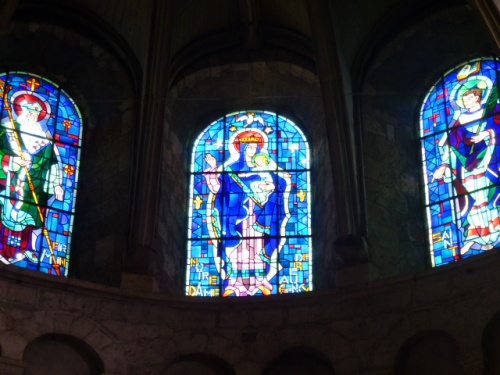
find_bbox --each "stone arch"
[394,331,464,375]
[164,353,235,375]
[169,2,315,86]
[352,0,468,87]
[14,0,142,92]
[22,333,104,375]
[0,5,138,286]
[9,311,128,374]
[262,347,335,375]
[157,61,336,292]
[358,2,496,279]
[0,330,25,360]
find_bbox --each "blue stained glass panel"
[186,111,312,297]
[0,72,82,276]
[186,240,221,297]
[421,58,500,266]
[278,237,312,294]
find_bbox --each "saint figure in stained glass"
[204,128,291,296]
[421,58,500,266]
[0,91,64,263]
[0,73,82,276]
[186,111,312,297]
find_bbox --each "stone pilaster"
[306,0,364,237]
[125,0,174,280]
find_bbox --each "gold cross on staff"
[297,190,307,202]
[2,84,60,275]
[193,195,203,209]
[26,78,40,92]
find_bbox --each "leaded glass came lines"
[0,72,82,276]
[420,58,500,266]
[186,111,312,297]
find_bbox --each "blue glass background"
[186,111,312,297]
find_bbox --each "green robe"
[0,121,60,230]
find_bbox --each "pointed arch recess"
[420,57,500,266]
[186,111,312,297]
[0,72,82,276]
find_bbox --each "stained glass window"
[186,111,312,297]
[420,57,500,266]
[0,72,82,276]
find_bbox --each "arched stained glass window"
[421,57,500,266]
[186,111,312,297]
[0,72,82,276]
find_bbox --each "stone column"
[306,0,365,237]
[333,234,372,287]
[124,0,174,284]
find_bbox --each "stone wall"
[361,4,495,279]
[155,61,336,293]
[0,249,500,374]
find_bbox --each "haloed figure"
[203,130,291,296]
[0,93,64,263]
[433,87,500,255]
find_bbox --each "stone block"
[335,264,373,288]
[98,300,134,320]
[38,289,62,311]
[0,357,25,375]
[7,284,38,306]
